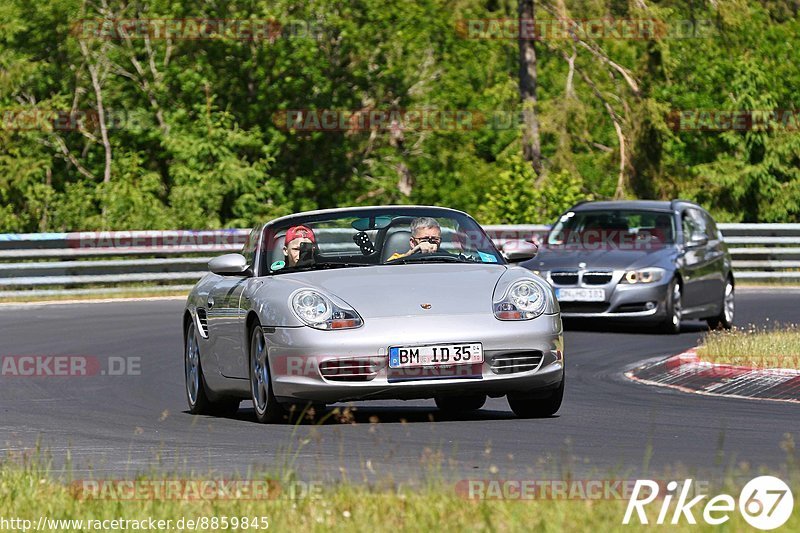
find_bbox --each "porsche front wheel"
[435,394,486,413]
[249,323,284,424]
[507,377,564,418]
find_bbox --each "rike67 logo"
[623,476,794,529]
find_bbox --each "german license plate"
[388,343,483,369]
[555,288,606,302]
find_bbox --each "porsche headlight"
[493,280,548,320]
[291,289,363,330]
[620,267,665,284]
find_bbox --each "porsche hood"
[260,263,509,320]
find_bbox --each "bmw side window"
[682,210,705,244]
[702,212,718,240]
[681,214,694,243]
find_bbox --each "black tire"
[660,277,682,334]
[185,321,240,416]
[507,377,564,418]
[435,394,486,413]
[707,278,734,330]
[249,322,285,424]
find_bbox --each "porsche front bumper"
[264,313,564,404]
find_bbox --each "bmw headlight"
[620,267,665,284]
[493,280,548,320]
[291,289,363,330]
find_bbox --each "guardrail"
[0,224,797,296]
[717,223,800,279]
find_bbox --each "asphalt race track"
[1,289,798,482]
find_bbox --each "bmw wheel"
[707,278,734,330]
[185,321,239,416]
[660,278,682,334]
[249,323,284,424]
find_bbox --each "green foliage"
[478,155,590,224]
[0,0,798,231]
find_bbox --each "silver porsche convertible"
[183,206,564,423]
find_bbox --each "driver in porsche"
[387,217,442,261]
[283,225,317,267]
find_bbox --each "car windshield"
[547,209,675,250]
[261,208,505,274]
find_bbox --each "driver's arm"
[387,240,435,261]
[386,249,413,261]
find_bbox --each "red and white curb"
[625,349,800,404]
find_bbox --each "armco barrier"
[0,224,797,296]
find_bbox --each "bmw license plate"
[389,343,483,369]
[555,288,606,302]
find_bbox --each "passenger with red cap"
[283,225,316,267]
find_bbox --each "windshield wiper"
[283,262,371,273]
[316,262,371,269]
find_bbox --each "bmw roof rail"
[569,200,591,209]
[670,198,700,209]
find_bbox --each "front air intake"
[490,351,544,374]
[319,357,383,382]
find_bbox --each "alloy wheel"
[250,327,270,415]
[671,282,682,327]
[185,323,200,406]
[723,282,735,324]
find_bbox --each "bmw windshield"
[547,209,676,250]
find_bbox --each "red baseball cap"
[285,225,316,244]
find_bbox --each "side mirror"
[686,233,708,248]
[502,240,539,263]
[208,253,252,276]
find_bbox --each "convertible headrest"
[381,230,412,262]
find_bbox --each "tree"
[518,0,542,178]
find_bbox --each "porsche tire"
[507,377,564,419]
[249,323,285,424]
[185,321,240,416]
[435,394,486,413]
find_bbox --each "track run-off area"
[1,288,798,482]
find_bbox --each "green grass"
[2,443,799,533]
[697,324,800,369]
[0,467,796,532]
